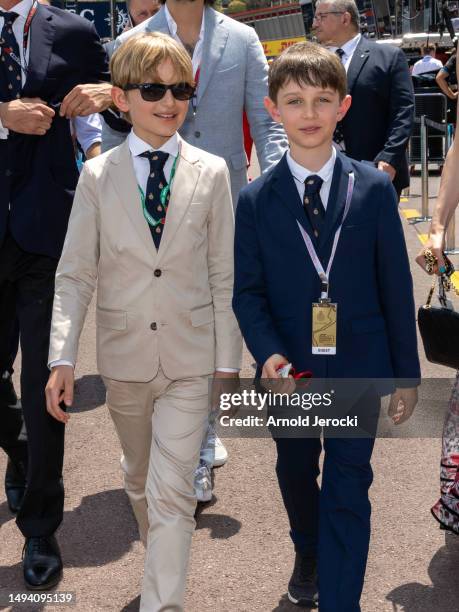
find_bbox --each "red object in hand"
[291,368,313,380]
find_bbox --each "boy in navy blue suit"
[232,42,420,611]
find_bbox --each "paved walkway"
[1,170,459,612]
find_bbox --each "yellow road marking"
[401,209,421,220]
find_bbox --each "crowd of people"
[0,0,456,610]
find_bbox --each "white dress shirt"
[128,128,179,190]
[51,128,238,372]
[72,114,103,155]
[164,4,205,77]
[0,0,33,138]
[286,147,336,209]
[329,33,362,72]
[412,55,443,76]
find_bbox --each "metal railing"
[409,116,458,253]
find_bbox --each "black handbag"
[418,276,459,369]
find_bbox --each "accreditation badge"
[312,302,337,355]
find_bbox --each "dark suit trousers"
[0,232,65,537]
[274,390,380,612]
[0,279,24,462]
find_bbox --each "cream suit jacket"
[48,138,242,381]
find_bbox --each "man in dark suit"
[233,42,420,610]
[0,0,109,589]
[313,0,414,196]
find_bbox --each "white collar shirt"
[0,0,33,138]
[412,56,443,76]
[128,129,179,195]
[329,33,362,72]
[164,4,205,77]
[286,147,336,210]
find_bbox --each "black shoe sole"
[25,570,63,591]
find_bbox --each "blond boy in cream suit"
[45,32,241,611]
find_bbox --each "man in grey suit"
[104,0,287,204]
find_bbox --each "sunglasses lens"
[140,84,167,102]
[171,84,195,100]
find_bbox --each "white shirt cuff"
[216,368,240,373]
[49,360,75,370]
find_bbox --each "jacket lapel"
[318,153,354,251]
[346,37,370,95]
[197,7,229,103]
[108,140,157,264]
[156,140,201,262]
[271,153,312,236]
[21,5,55,97]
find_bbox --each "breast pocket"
[96,308,127,330]
[215,64,239,74]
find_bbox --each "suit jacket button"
[154,269,161,277]
[194,131,201,138]
[5,169,12,177]
[150,322,157,331]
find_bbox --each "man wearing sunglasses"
[313,0,414,197]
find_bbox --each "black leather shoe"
[0,370,18,407]
[23,536,63,590]
[5,456,27,514]
[287,553,318,607]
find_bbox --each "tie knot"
[304,175,323,195]
[1,11,18,26]
[140,150,169,171]
[335,48,345,61]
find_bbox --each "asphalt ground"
[1,164,459,612]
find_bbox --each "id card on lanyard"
[297,172,355,355]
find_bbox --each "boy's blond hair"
[269,41,347,102]
[111,32,194,89]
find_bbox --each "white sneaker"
[200,425,229,468]
[212,434,228,468]
[194,464,212,502]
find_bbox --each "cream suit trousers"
[103,368,211,612]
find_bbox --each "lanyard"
[138,154,179,227]
[191,66,200,116]
[0,0,37,75]
[297,172,355,302]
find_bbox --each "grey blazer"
[103,5,287,204]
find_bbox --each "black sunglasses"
[124,82,195,102]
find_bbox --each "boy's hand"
[261,354,296,394]
[377,161,396,181]
[45,365,74,424]
[387,387,418,425]
[212,371,240,417]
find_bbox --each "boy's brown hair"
[111,32,194,90]
[269,41,347,102]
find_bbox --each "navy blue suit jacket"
[0,5,109,260]
[341,37,414,193]
[233,151,420,386]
